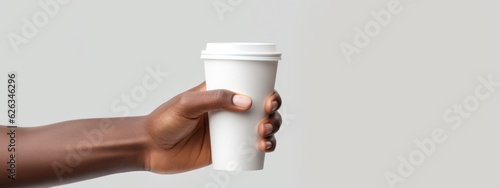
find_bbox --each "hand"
[143,81,282,174]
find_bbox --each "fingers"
[258,112,282,137]
[257,112,281,152]
[175,89,252,119]
[258,136,276,152]
[187,82,281,116]
[184,82,282,153]
[265,90,282,114]
[190,82,281,115]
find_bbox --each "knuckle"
[273,112,282,125]
[273,90,281,100]
[175,92,196,111]
[272,113,282,131]
[269,137,277,151]
[211,90,231,103]
[177,92,191,106]
[173,92,200,119]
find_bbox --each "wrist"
[127,116,151,172]
[135,115,153,172]
[104,116,151,172]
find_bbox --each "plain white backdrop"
[1,0,499,187]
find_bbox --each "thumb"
[175,89,252,119]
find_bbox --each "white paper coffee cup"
[201,43,281,171]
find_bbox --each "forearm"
[0,116,150,187]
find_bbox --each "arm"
[0,81,282,187]
[1,116,149,187]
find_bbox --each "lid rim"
[201,54,281,61]
[202,42,281,61]
[201,51,281,56]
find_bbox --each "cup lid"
[201,43,281,61]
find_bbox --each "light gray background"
[1,0,499,187]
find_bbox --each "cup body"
[201,43,281,171]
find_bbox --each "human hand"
[142,81,282,174]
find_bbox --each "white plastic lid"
[201,43,282,61]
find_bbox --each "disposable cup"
[201,43,281,171]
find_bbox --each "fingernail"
[271,101,278,112]
[264,123,273,136]
[233,95,251,108]
[265,141,272,150]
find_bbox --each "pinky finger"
[258,136,276,152]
